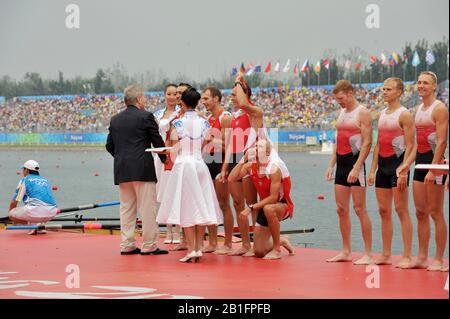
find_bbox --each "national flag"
[369,55,378,64]
[231,67,238,76]
[301,59,309,73]
[403,53,409,65]
[293,60,299,75]
[355,62,362,71]
[391,51,399,65]
[426,50,435,65]
[282,59,291,73]
[264,61,271,73]
[380,53,387,65]
[345,60,352,70]
[412,51,420,67]
[314,61,321,73]
[322,58,330,70]
[254,65,262,73]
[274,61,280,73]
[245,63,254,76]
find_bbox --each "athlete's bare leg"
[412,181,430,269]
[393,186,414,269]
[351,186,373,265]
[212,179,233,255]
[228,180,251,256]
[374,188,393,265]
[326,185,353,262]
[426,183,447,271]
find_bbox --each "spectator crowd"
[0,83,447,133]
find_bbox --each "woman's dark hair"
[164,83,177,94]
[181,87,201,109]
[178,82,192,90]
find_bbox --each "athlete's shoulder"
[434,100,448,112]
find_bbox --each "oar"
[232,228,315,238]
[232,226,315,234]
[52,217,121,223]
[6,223,120,231]
[57,201,120,214]
[0,201,120,223]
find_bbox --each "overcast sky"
[0,0,448,81]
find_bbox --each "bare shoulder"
[434,100,449,114]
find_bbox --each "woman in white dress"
[153,84,182,244]
[157,87,223,263]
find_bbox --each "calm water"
[0,150,448,257]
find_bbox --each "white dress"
[156,111,223,228]
[153,106,180,203]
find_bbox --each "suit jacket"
[106,105,166,185]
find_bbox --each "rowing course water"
[0,150,448,258]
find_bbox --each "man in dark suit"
[106,84,168,255]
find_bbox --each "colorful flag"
[426,50,435,65]
[301,59,309,73]
[391,51,399,65]
[369,55,378,64]
[322,58,330,70]
[231,67,237,76]
[264,61,271,73]
[412,51,420,67]
[380,53,387,66]
[355,62,362,71]
[282,59,291,73]
[254,65,262,73]
[245,63,254,76]
[314,61,321,73]
[274,61,280,73]
[293,60,299,75]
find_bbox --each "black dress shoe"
[141,248,169,255]
[120,248,141,255]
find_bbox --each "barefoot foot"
[227,246,251,256]
[281,236,295,256]
[326,252,352,263]
[263,249,282,260]
[375,255,392,265]
[411,258,428,269]
[353,255,373,265]
[242,249,255,257]
[427,260,445,272]
[213,246,233,255]
[201,245,217,254]
[395,257,414,269]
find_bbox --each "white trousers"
[119,181,159,253]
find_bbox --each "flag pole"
[403,63,406,82]
[328,67,330,86]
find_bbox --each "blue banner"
[0,133,108,144]
[0,131,335,145]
